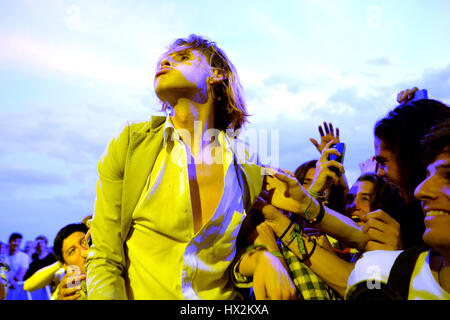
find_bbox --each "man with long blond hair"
[86,34,295,300]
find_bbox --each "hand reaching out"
[310,122,340,154]
[261,169,308,215]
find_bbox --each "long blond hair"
[158,34,249,132]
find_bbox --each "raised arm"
[262,169,367,249]
[23,261,61,292]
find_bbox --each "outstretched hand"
[310,122,340,154]
[261,168,308,214]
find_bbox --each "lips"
[155,68,171,78]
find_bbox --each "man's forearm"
[24,261,60,292]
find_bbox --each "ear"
[209,69,226,85]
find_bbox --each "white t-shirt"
[346,249,450,300]
[8,251,29,279]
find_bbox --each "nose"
[160,56,173,68]
[81,247,89,259]
[414,176,435,202]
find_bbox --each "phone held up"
[328,142,346,177]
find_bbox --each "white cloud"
[0,33,153,90]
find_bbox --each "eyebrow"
[358,192,371,197]
[374,156,387,162]
[170,49,192,56]
[64,245,75,255]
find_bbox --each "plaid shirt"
[233,242,340,300]
[280,241,340,300]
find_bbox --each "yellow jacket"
[86,116,263,299]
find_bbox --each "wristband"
[307,188,326,200]
[270,251,284,258]
[299,238,317,263]
[278,220,294,241]
[245,244,268,255]
[303,196,314,222]
[309,201,325,225]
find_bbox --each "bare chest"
[188,163,224,233]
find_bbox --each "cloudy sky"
[1,0,450,245]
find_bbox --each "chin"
[423,230,450,252]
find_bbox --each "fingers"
[319,146,340,162]
[310,138,320,150]
[59,287,82,300]
[318,125,325,137]
[407,87,419,101]
[397,87,419,103]
[59,272,86,300]
[253,269,266,300]
[362,210,402,250]
[363,209,397,225]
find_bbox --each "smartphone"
[411,89,428,101]
[328,142,346,176]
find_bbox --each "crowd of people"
[1,34,449,301]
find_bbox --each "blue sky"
[1,0,450,245]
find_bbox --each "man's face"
[9,238,21,254]
[374,137,402,189]
[414,151,450,250]
[35,238,47,253]
[154,48,214,107]
[61,231,89,274]
[345,180,374,223]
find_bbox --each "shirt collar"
[162,115,235,172]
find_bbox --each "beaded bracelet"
[309,201,325,225]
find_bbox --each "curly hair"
[157,34,249,132]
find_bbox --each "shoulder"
[108,116,166,144]
[346,250,403,296]
[226,134,260,166]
